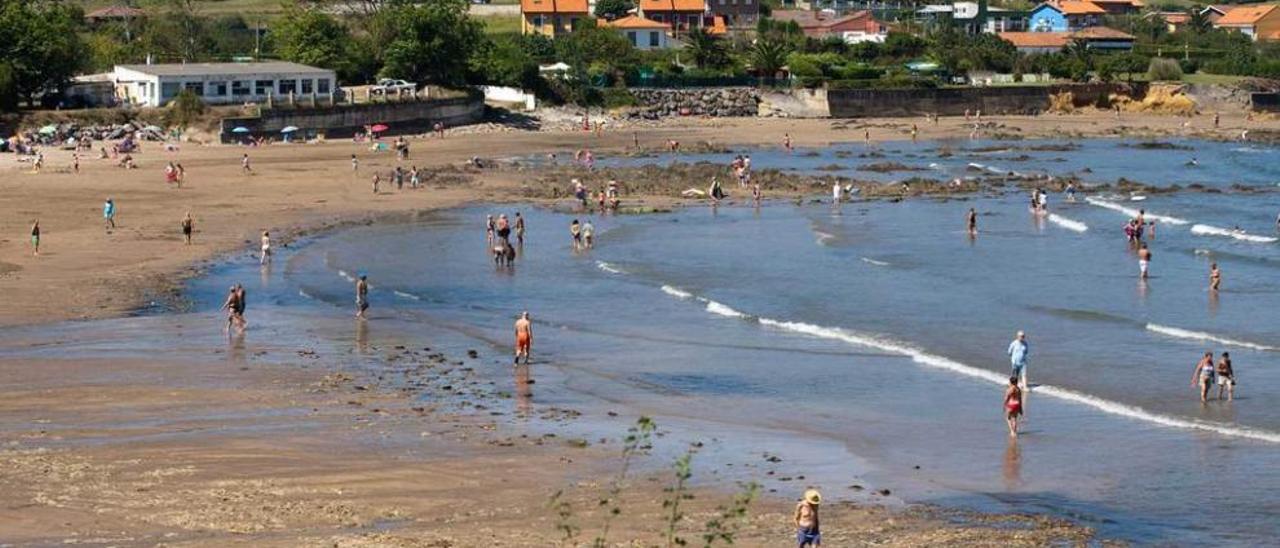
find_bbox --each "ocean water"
[174,139,1280,545]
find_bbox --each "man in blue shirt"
[1008,330,1029,388]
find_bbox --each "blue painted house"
[1028,1,1105,32]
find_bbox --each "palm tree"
[685,28,726,69]
[751,37,789,81]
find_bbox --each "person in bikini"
[1004,376,1023,437]
[260,231,272,265]
[181,211,193,245]
[514,312,532,365]
[1192,351,1216,402]
[1210,263,1221,291]
[514,212,526,245]
[570,219,582,251]
[1216,352,1235,401]
[967,208,977,236]
[485,215,496,244]
[221,285,241,334]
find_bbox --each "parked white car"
[371,79,417,95]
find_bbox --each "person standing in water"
[1007,331,1029,389]
[569,219,582,251]
[783,133,793,153]
[1004,376,1024,437]
[1138,243,1152,280]
[486,215,496,244]
[582,219,595,249]
[794,489,821,547]
[1217,352,1236,401]
[181,211,193,245]
[514,311,532,365]
[355,274,369,319]
[1193,351,1216,402]
[103,198,116,231]
[1210,263,1221,291]
[30,220,40,256]
[496,214,511,244]
[967,208,977,236]
[514,212,526,245]
[260,231,272,265]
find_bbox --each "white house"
[599,15,674,50]
[112,62,337,107]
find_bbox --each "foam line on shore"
[661,285,693,299]
[1047,213,1088,232]
[393,290,421,301]
[1146,324,1278,352]
[861,257,890,267]
[705,300,748,318]
[1190,224,1278,243]
[659,287,1280,443]
[1085,197,1189,226]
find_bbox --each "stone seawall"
[219,94,484,142]
[629,88,760,117]
[828,84,1141,117]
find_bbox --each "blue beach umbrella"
[231,127,250,134]
[280,126,299,133]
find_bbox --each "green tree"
[750,36,789,78]
[376,0,487,85]
[685,28,731,70]
[1185,8,1211,34]
[593,0,634,20]
[0,0,84,104]
[271,6,355,77]
[0,62,18,112]
[473,34,540,88]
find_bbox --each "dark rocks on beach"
[857,162,925,173]
[1126,141,1193,150]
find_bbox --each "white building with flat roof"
[112,62,337,107]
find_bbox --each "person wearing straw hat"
[794,488,821,547]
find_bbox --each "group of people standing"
[487,212,525,266]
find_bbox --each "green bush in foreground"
[1147,57,1183,81]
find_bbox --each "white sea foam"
[393,290,421,301]
[1047,213,1088,233]
[814,231,836,246]
[1085,197,1189,226]
[1130,196,1147,202]
[337,269,356,282]
[660,287,1280,443]
[705,300,747,318]
[1191,224,1278,243]
[596,261,624,274]
[1147,324,1278,352]
[860,257,890,267]
[661,285,693,299]
[298,289,313,300]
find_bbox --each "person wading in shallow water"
[1192,351,1215,403]
[1004,376,1024,437]
[514,311,532,366]
[794,489,821,547]
[355,274,369,319]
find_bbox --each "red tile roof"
[601,14,670,28]
[1216,4,1278,26]
[521,0,589,15]
[1055,1,1107,15]
[1071,26,1135,39]
[639,0,707,13]
[998,31,1072,48]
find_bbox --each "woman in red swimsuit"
[1004,376,1023,437]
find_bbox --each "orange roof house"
[85,6,146,24]
[1087,0,1143,15]
[521,0,590,37]
[999,26,1133,52]
[1214,4,1280,41]
[638,0,709,32]
[1055,1,1107,15]
[599,15,677,49]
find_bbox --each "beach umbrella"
[231,127,250,134]
[38,125,57,135]
[370,124,389,133]
[280,126,299,133]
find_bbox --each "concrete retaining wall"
[828,83,1140,117]
[219,93,484,142]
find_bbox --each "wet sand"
[3,110,1271,544]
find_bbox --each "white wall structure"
[112,62,337,107]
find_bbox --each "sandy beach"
[3,109,1276,545]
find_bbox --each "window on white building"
[650,31,660,47]
[301,79,313,94]
[232,80,251,96]
[183,81,203,96]
[255,80,272,95]
[628,31,638,46]
[161,82,180,99]
[278,79,297,95]
[318,79,331,94]
[208,81,227,96]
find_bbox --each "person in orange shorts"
[514,311,532,365]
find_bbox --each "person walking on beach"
[260,231,272,265]
[1210,263,1221,291]
[1193,351,1216,402]
[570,219,582,251]
[967,208,977,236]
[1008,331,1029,389]
[783,133,793,153]
[181,211,193,245]
[514,312,532,366]
[371,173,380,194]
[103,198,116,231]
[1217,352,1236,401]
[222,284,247,334]
[514,212,525,246]
[794,489,821,547]
[351,154,359,172]
[355,274,369,320]
[1138,243,1152,280]
[1004,376,1024,437]
[30,220,40,256]
[241,153,251,174]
